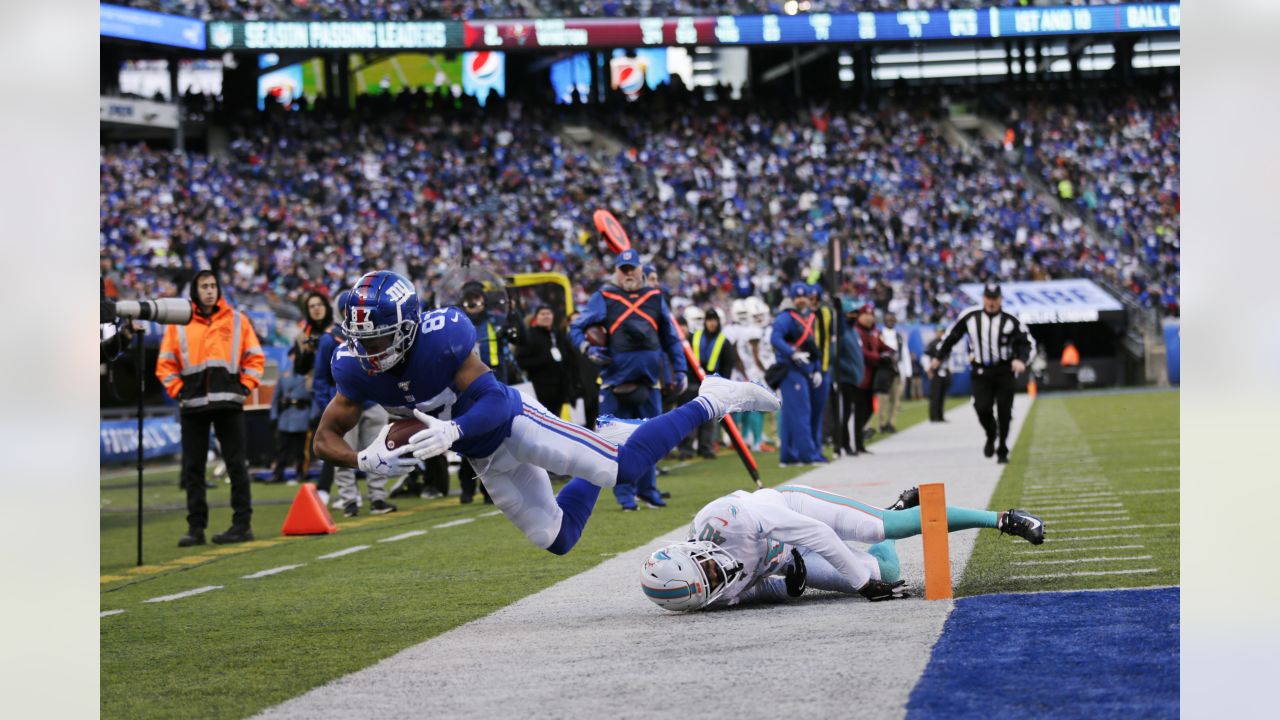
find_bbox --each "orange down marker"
[918,483,952,600]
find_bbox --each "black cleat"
[343,502,359,518]
[999,509,1044,545]
[983,436,996,458]
[212,526,254,545]
[858,579,910,602]
[177,529,205,548]
[886,487,920,511]
[996,452,1009,464]
[370,499,397,515]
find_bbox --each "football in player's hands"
[584,325,609,347]
[385,417,427,452]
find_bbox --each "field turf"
[101,399,948,719]
[958,390,1179,595]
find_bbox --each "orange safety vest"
[157,297,265,412]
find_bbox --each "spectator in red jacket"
[851,303,889,455]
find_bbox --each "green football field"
[959,390,1179,595]
[100,392,1179,719]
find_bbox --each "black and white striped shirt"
[937,306,1036,370]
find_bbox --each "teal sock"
[867,540,900,583]
[880,506,1001,539]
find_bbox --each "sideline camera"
[101,297,193,325]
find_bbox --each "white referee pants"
[469,396,621,549]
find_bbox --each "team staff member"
[571,249,688,510]
[929,283,1035,464]
[924,325,950,423]
[851,303,889,455]
[771,283,826,466]
[517,305,579,418]
[690,308,741,459]
[157,270,265,547]
[458,281,523,504]
[807,285,836,457]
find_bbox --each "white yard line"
[433,518,475,529]
[1043,533,1141,543]
[1042,510,1131,518]
[379,530,428,543]
[477,510,503,517]
[143,586,223,603]
[1054,523,1179,533]
[100,609,126,618]
[1009,568,1161,581]
[243,564,305,579]
[317,545,370,560]
[1012,555,1153,567]
[1034,503,1125,511]
[1017,545,1145,555]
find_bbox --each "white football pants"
[469,396,621,549]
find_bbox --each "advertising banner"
[958,279,1123,324]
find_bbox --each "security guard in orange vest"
[157,270,265,547]
[690,308,740,459]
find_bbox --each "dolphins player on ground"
[640,485,1044,610]
[314,271,781,556]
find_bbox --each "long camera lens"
[113,298,193,324]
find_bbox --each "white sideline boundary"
[254,397,1033,720]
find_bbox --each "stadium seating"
[100,81,1179,324]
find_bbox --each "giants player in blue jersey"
[314,271,781,555]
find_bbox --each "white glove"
[810,371,823,388]
[357,424,422,476]
[791,350,811,366]
[408,408,463,460]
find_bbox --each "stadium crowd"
[122,0,1127,22]
[994,90,1180,315]
[101,84,1178,334]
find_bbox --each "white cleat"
[698,375,781,415]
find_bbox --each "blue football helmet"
[341,271,420,373]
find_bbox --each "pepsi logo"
[616,64,644,96]
[470,52,501,83]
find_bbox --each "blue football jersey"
[332,307,524,458]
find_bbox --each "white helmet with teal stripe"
[640,540,742,612]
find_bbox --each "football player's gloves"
[357,424,422,476]
[785,549,807,598]
[408,409,462,460]
[858,579,910,602]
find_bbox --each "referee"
[928,283,1035,464]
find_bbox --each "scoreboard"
[102,3,1181,53]
[205,4,1180,52]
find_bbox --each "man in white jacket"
[639,485,1045,611]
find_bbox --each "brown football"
[585,325,608,347]
[385,417,427,451]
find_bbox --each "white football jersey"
[688,488,877,605]
[723,324,764,382]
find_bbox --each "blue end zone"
[907,587,1179,719]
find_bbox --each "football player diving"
[640,485,1045,611]
[314,271,780,556]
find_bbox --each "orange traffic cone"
[1027,379,1038,399]
[282,483,338,535]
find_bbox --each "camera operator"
[156,270,265,547]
